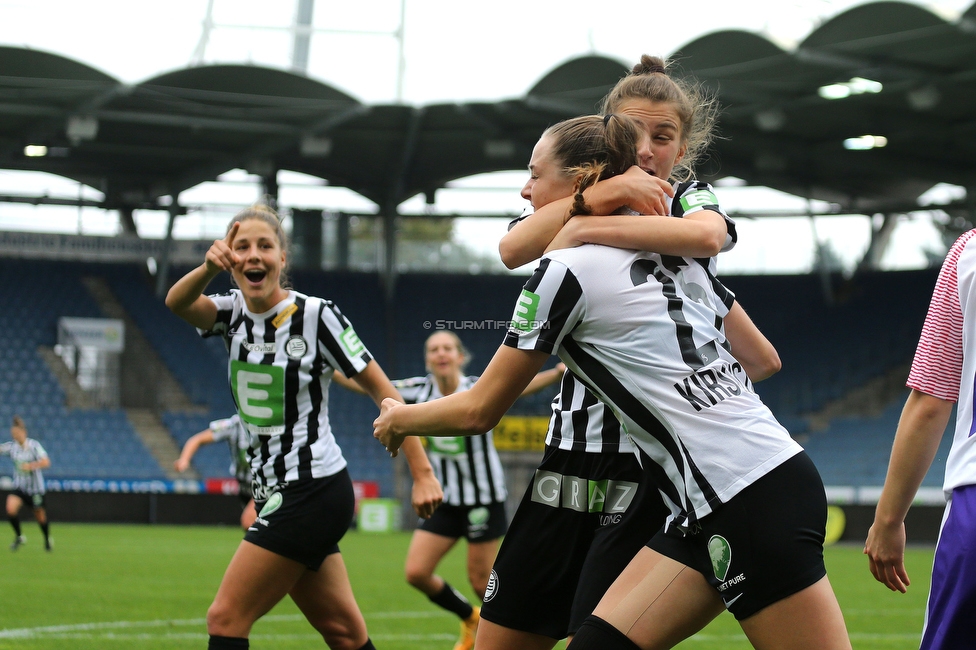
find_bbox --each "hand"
[373,398,406,457]
[173,458,189,473]
[609,166,675,216]
[204,221,241,275]
[555,362,567,373]
[411,474,443,519]
[864,520,911,593]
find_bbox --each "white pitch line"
[0,611,446,639]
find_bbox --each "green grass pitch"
[0,523,933,649]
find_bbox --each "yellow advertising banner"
[492,415,550,451]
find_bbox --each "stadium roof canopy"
[1,0,975,227]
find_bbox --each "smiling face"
[520,134,578,211]
[616,98,687,181]
[425,332,466,383]
[230,217,288,313]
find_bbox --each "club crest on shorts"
[467,507,489,527]
[259,492,283,517]
[483,569,498,602]
[708,535,732,581]
[284,336,307,359]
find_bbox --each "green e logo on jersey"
[427,436,466,456]
[341,326,364,357]
[679,189,718,213]
[511,289,540,332]
[231,360,285,429]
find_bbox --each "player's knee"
[404,563,430,590]
[309,615,366,650]
[206,601,247,637]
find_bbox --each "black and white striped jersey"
[0,438,48,495]
[504,245,801,533]
[524,180,737,457]
[209,414,252,484]
[202,289,372,488]
[546,370,635,454]
[395,375,507,506]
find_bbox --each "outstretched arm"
[499,167,674,269]
[351,360,443,518]
[864,389,953,593]
[174,429,216,473]
[331,370,367,395]
[374,346,550,455]
[521,363,566,396]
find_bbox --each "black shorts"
[245,469,355,570]
[481,446,669,639]
[419,501,507,542]
[647,451,827,620]
[11,489,44,510]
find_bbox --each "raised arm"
[351,360,443,518]
[374,346,550,455]
[499,167,674,269]
[165,222,241,329]
[865,389,953,593]
[174,429,216,473]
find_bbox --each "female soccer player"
[374,108,850,649]
[166,203,443,650]
[335,330,562,650]
[174,414,256,530]
[2,415,52,552]
[466,57,780,650]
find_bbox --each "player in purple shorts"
[866,227,976,649]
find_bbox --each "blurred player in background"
[335,330,563,650]
[2,415,52,551]
[174,413,256,530]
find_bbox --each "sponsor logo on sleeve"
[340,326,365,357]
[679,189,718,213]
[511,289,540,332]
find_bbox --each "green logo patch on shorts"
[708,535,732,581]
[468,507,490,527]
[259,492,283,517]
